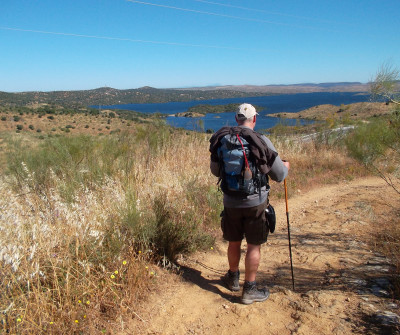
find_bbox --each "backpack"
[217,133,268,197]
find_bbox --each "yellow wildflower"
[114,270,118,274]
[86,301,90,305]
[50,322,54,325]
[75,320,79,324]
[122,260,127,265]
[111,274,115,279]
[17,318,22,322]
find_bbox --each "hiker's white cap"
[236,103,258,120]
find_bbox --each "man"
[209,103,289,304]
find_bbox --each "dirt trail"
[131,177,400,335]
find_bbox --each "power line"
[192,0,347,25]
[125,0,331,31]
[0,26,248,50]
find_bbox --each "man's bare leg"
[227,241,241,272]
[245,243,261,282]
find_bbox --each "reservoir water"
[102,92,369,132]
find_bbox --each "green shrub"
[345,110,399,194]
[134,122,171,155]
[13,115,20,122]
[6,134,139,201]
[122,189,154,251]
[16,125,23,131]
[1,116,6,121]
[151,192,213,262]
[345,114,399,165]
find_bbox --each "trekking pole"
[284,178,295,291]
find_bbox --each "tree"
[346,63,400,194]
[370,61,400,105]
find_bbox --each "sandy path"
[130,177,399,335]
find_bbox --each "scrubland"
[0,108,399,334]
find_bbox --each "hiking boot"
[221,270,240,291]
[241,281,270,305]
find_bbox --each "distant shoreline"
[267,102,392,121]
[0,83,369,107]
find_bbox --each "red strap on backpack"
[236,134,250,170]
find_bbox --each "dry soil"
[128,177,399,335]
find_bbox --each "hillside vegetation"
[0,87,270,107]
[0,81,375,107]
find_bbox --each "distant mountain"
[180,82,369,94]
[0,86,270,107]
[0,82,369,107]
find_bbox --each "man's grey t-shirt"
[210,128,288,208]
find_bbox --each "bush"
[6,134,138,201]
[1,116,6,121]
[28,124,34,130]
[345,111,399,191]
[13,115,20,122]
[16,124,23,131]
[345,110,400,294]
[151,192,213,262]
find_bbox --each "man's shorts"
[221,201,269,245]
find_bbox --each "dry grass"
[0,116,396,334]
[0,124,219,334]
[268,135,368,200]
[359,196,400,298]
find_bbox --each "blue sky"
[1,0,399,92]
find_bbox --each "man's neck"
[238,122,255,130]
